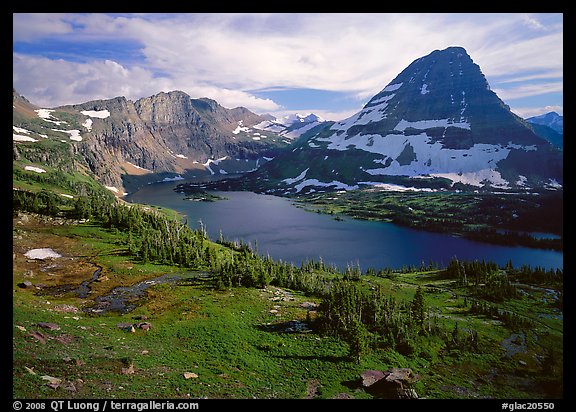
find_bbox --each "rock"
[360,370,387,388]
[52,304,80,313]
[183,372,198,379]
[61,379,84,392]
[54,334,77,345]
[135,322,152,331]
[360,368,419,399]
[17,281,34,289]
[29,331,48,344]
[24,366,36,375]
[41,375,62,389]
[331,393,355,399]
[121,363,136,375]
[37,322,60,331]
[300,301,319,310]
[117,322,136,333]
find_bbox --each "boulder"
[29,331,48,344]
[360,368,419,399]
[17,281,34,289]
[37,322,60,331]
[360,370,387,388]
[135,322,152,331]
[117,323,136,333]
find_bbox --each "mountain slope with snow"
[253,113,326,140]
[13,90,291,194]
[240,47,562,194]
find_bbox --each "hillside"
[13,90,292,196]
[12,205,563,399]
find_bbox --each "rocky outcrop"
[360,368,419,399]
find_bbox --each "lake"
[125,182,563,271]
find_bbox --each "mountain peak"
[527,111,563,136]
[248,47,562,193]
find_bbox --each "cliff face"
[15,90,288,193]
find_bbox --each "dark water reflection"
[125,183,563,271]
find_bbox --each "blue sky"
[13,13,563,121]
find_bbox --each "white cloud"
[13,13,75,41]
[493,81,563,100]
[511,105,563,119]
[12,53,279,111]
[13,13,563,114]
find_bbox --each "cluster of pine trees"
[467,299,535,331]
[318,282,483,361]
[444,257,519,302]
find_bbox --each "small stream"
[37,263,104,298]
[38,263,209,314]
[85,273,185,314]
[74,264,103,298]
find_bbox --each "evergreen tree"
[411,286,426,328]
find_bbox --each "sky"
[13,13,563,121]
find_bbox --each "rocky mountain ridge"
[13,89,291,194]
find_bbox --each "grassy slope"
[12,216,563,399]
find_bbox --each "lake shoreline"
[125,183,563,271]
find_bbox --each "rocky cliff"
[13,90,289,194]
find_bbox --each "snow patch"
[420,83,429,95]
[546,179,562,189]
[358,182,435,192]
[233,120,250,135]
[24,248,62,259]
[52,129,82,141]
[81,109,110,119]
[430,169,510,189]
[24,166,46,173]
[516,175,528,186]
[394,118,471,131]
[294,179,359,193]
[126,162,151,171]
[381,82,403,92]
[282,168,310,185]
[13,134,38,142]
[203,156,229,175]
[82,118,93,131]
[162,175,184,182]
[13,126,31,134]
[329,98,393,134]
[35,109,67,125]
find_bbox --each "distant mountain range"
[526,112,563,150]
[13,46,562,197]
[253,113,325,140]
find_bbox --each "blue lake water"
[125,183,563,271]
